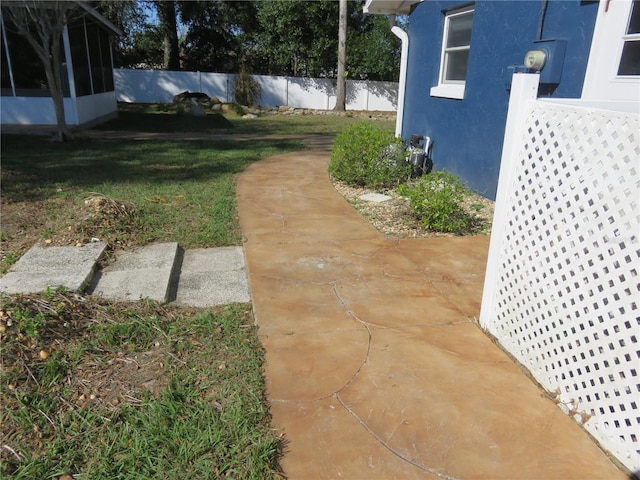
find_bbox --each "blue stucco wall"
[402,0,599,200]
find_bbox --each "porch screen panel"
[86,22,105,94]
[68,21,92,96]
[1,30,12,95]
[2,22,50,96]
[99,27,114,92]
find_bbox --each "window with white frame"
[617,0,640,75]
[430,4,474,100]
[582,0,640,102]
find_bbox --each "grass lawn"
[95,102,393,136]
[1,294,278,479]
[0,105,395,479]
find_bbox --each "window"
[617,0,640,75]
[582,0,640,102]
[431,5,474,100]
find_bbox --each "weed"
[13,308,45,338]
[1,250,20,275]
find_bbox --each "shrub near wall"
[329,122,409,188]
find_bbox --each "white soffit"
[364,0,422,15]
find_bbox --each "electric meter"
[524,49,547,71]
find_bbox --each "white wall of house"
[76,91,119,125]
[0,93,118,126]
[114,68,398,111]
[0,97,79,125]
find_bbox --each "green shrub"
[398,170,474,234]
[329,121,410,188]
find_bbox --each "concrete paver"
[88,242,180,303]
[174,246,250,307]
[237,147,626,479]
[0,242,107,294]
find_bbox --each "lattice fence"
[481,99,639,472]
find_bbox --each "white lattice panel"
[482,101,640,472]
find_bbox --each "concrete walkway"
[236,144,625,479]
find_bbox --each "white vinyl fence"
[113,68,398,111]
[481,74,640,472]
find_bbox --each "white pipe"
[391,24,408,138]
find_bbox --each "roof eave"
[363,0,422,15]
[76,1,123,36]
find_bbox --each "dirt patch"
[1,194,141,271]
[332,180,495,238]
[0,293,183,411]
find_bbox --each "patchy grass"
[0,108,396,478]
[96,103,395,136]
[0,292,281,479]
[0,135,302,273]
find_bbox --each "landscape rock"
[189,104,206,116]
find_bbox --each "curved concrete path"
[236,139,625,479]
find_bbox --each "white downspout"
[391,23,408,138]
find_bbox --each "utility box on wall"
[531,39,567,84]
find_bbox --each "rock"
[173,91,210,103]
[210,103,222,111]
[189,104,206,116]
[242,113,258,119]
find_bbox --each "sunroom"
[1,3,121,127]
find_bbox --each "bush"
[234,67,261,106]
[398,170,474,234]
[329,122,410,188]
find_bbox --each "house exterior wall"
[402,0,599,200]
[0,96,78,125]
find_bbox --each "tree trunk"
[158,1,180,70]
[334,0,347,111]
[49,26,72,141]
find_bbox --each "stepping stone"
[359,193,392,203]
[174,246,250,307]
[89,243,180,303]
[0,242,107,294]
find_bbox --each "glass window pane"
[627,0,640,34]
[445,49,469,81]
[446,12,474,48]
[618,40,640,75]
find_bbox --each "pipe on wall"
[391,23,408,138]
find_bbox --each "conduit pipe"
[391,21,408,138]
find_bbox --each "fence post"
[479,73,540,329]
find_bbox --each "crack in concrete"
[334,395,460,480]
[328,283,462,480]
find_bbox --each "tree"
[155,0,179,70]
[91,0,150,67]
[2,1,83,141]
[334,0,347,111]
[347,14,401,81]
[254,0,339,77]
[179,1,258,73]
